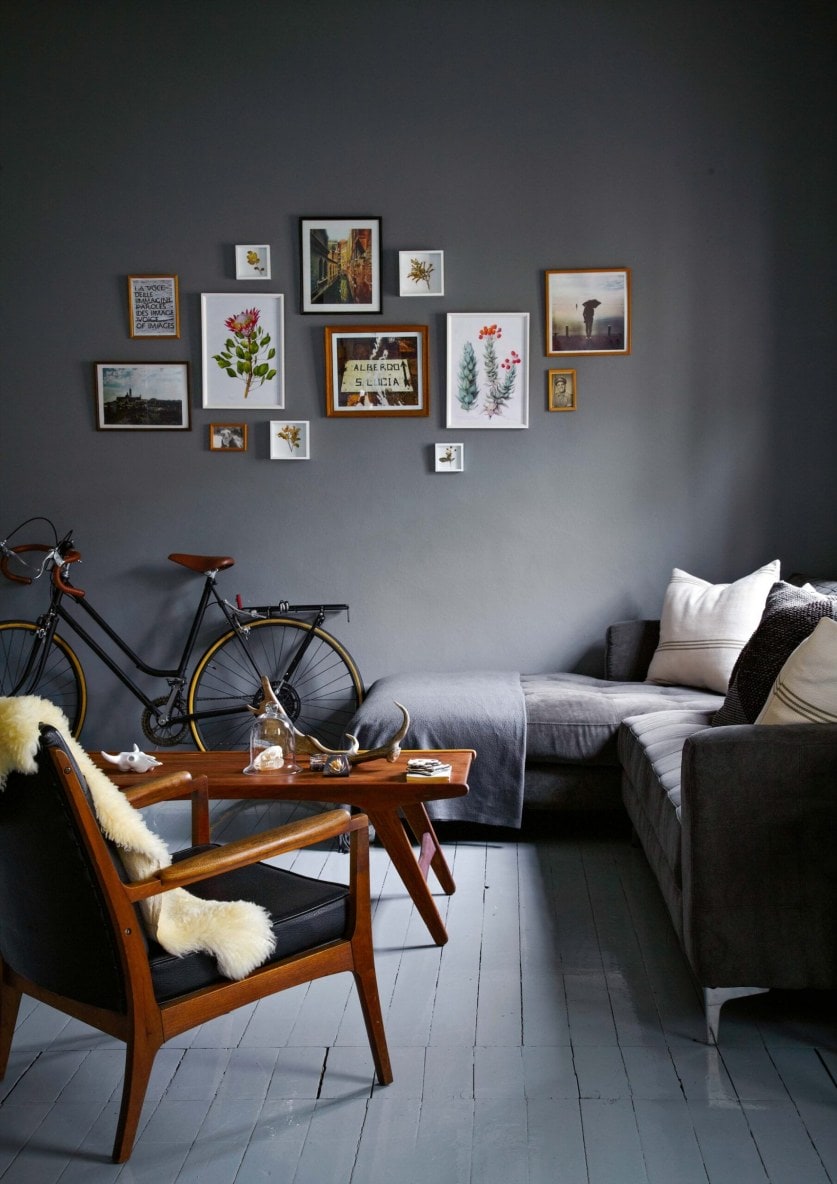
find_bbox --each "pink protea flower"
[225,307,260,337]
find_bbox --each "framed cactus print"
[445,313,529,429]
[545,268,631,356]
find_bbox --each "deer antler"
[249,677,410,764]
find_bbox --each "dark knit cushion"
[713,582,837,725]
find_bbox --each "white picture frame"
[435,442,464,472]
[235,244,271,280]
[201,293,284,409]
[446,312,529,429]
[270,420,310,460]
[399,250,444,296]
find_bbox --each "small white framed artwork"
[435,443,464,472]
[235,245,271,280]
[399,251,444,296]
[270,420,310,460]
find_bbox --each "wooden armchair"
[0,724,392,1162]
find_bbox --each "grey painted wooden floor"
[1,798,835,1183]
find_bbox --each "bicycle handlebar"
[0,541,85,598]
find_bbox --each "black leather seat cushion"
[147,846,349,1001]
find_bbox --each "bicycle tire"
[187,617,364,752]
[0,620,87,736]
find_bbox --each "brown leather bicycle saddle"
[168,553,235,573]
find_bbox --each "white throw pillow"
[646,560,780,692]
[756,616,837,724]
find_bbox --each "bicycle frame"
[11,551,350,732]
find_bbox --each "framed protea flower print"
[445,313,529,429]
[201,293,284,409]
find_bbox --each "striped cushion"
[646,560,780,693]
[756,617,837,724]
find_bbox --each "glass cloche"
[244,701,300,774]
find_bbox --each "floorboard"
[1,805,835,1183]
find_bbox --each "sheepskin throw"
[0,696,276,980]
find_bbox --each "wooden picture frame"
[300,217,382,313]
[94,362,191,430]
[325,325,429,417]
[127,275,180,338]
[547,368,577,411]
[545,268,631,356]
[209,423,248,451]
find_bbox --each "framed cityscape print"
[325,325,429,417]
[548,368,577,411]
[201,293,284,409]
[300,217,382,313]
[127,275,180,338]
[94,362,190,430]
[446,313,529,429]
[545,268,631,356]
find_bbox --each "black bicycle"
[0,516,363,751]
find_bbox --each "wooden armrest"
[122,773,210,846]
[121,770,195,807]
[124,808,362,900]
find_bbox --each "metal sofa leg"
[704,986,769,1043]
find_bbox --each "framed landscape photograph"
[127,275,180,338]
[300,217,381,313]
[545,268,631,356]
[446,313,529,429]
[94,362,190,430]
[270,420,310,460]
[325,325,429,417]
[209,423,247,451]
[201,292,284,409]
[235,244,271,280]
[548,368,577,411]
[399,250,444,296]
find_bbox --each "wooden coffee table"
[96,748,474,946]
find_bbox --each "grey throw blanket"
[347,671,527,827]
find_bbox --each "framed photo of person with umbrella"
[545,268,631,356]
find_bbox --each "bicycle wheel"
[188,617,363,752]
[0,621,87,736]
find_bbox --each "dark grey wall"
[2,0,835,747]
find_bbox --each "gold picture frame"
[547,369,577,411]
[127,274,180,339]
[325,325,429,417]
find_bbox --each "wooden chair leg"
[0,973,22,1078]
[352,964,393,1085]
[112,1031,161,1162]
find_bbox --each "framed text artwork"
[545,268,631,356]
[300,217,382,313]
[94,362,191,430]
[127,275,180,338]
[325,325,429,417]
[201,293,284,409]
[445,313,529,429]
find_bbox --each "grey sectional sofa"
[353,577,837,1040]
